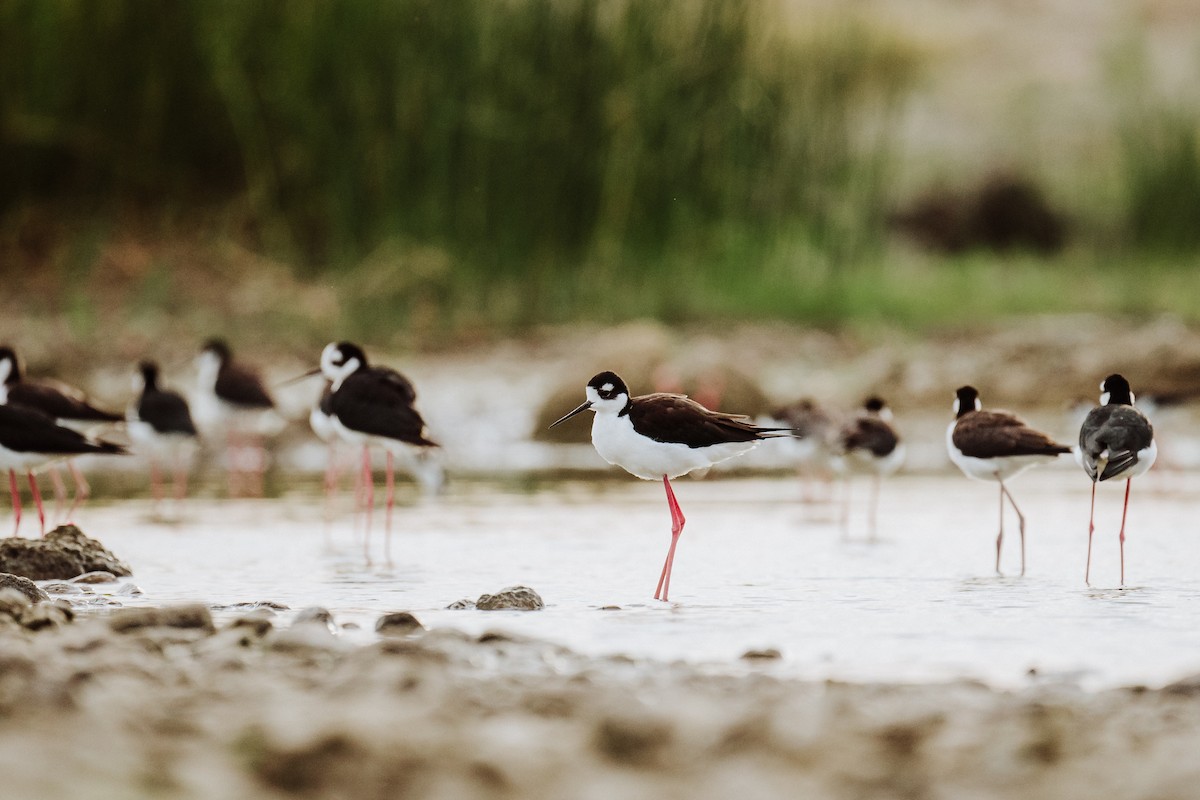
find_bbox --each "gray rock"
[292,607,337,632]
[375,612,424,636]
[115,583,143,596]
[107,604,215,634]
[476,586,544,611]
[0,573,50,603]
[40,582,82,595]
[0,525,132,580]
[741,648,783,661]
[70,571,118,584]
[446,599,475,610]
[228,612,274,638]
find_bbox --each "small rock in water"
[107,604,215,633]
[228,611,274,638]
[375,612,425,636]
[292,607,337,632]
[116,583,144,596]
[70,571,118,584]
[476,586,544,611]
[0,525,132,580]
[40,582,82,595]
[446,599,475,610]
[226,600,289,612]
[600,605,621,611]
[0,573,50,604]
[741,648,783,661]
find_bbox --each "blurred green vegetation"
[1,0,1199,345]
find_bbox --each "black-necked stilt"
[0,345,122,517]
[832,396,904,540]
[550,371,792,602]
[194,339,280,497]
[318,342,438,565]
[947,385,1071,576]
[1077,374,1157,586]
[768,398,839,494]
[0,404,126,536]
[127,361,199,506]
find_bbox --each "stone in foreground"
[375,611,425,635]
[476,586,544,611]
[0,526,132,581]
[0,573,51,603]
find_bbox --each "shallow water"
[71,468,1200,689]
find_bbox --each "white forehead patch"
[601,383,614,393]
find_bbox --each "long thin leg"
[868,474,881,543]
[226,430,240,497]
[998,479,1026,576]
[9,469,21,537]
[251,435,266,498]
[66,460,89,517]
[150,459,164,507]
[1118,479,1132,586]
[173,454,189,502]
[361,446,374,566]
[995,482,1004,574]
[1086,480,1097,585]
[27,472,46,536]
[385,450,395,566]
[48,467,67,522]
[839,478,851,540]
[654,476,686,601]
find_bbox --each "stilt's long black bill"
[277,367,323,387]
[549,401,593,428]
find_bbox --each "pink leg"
[48,467,68,521]
[250,435,265,498]
[150,460,164,505]
[839,478,851,539]
[868,474,881,543]
[226,430,240,497]
[361,446,374,565]
[174,456,189,502]
[385,451,395,566]
[27,472,46,536]
[9,469,22,537]
[1118,479,1132,586]
[654,476,686,601]
[1085,481,1097,585]
[67,461,89,518]
[323,445,338,522]
[998,479,1026,577]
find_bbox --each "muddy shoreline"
[2,596,1200,799]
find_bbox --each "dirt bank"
[2,601,1200,799]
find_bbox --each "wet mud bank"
[2,598,1200,799]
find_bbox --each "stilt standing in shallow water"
[127,361,198,509]
[831,396,904,541]
[0,346,122,520]
[315,342,438,566]
[0,404,126,536]
[551,371,793,602]
[1077,374,1156,586]
[946,386,1071,576]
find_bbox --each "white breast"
[946,420,1060,482]
[589,412,758,480]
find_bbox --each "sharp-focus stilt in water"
[0,404,126,536]
[831,397,904,541]
[127,361,199,511]
[550,371,794,602]
[1077,374,1156,586]
[0,346,122,521]
[193,339,282,498]
[316,342,438,566]
[946,386,1071,576]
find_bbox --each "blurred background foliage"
[0,0,1199,348]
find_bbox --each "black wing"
[215,363,274,409]
[1079,405,1153,481]
[628,393,787,449]
[331,369,436,447]
[8,380,122,423]
[0,404,126,455]
[841,416,899,457]
[138,390,197,436]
